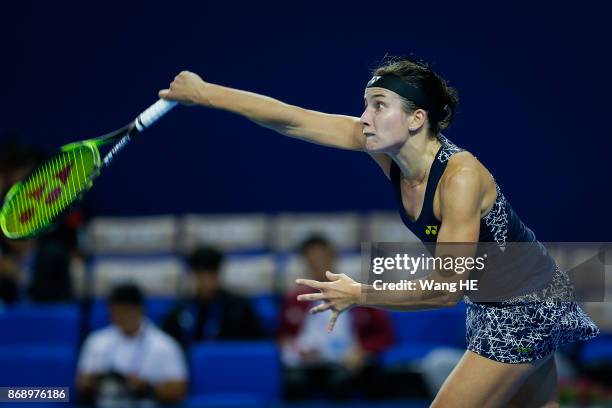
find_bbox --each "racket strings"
[1,147,96,238]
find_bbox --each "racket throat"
[102,131,134,167]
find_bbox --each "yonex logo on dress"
[516,347,532,354]
[425,225,438,235]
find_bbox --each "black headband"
[366,74,443,115]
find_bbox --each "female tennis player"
[159,57,598,407]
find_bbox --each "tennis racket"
[0,99,177,239]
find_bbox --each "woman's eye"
[375,102,384,109]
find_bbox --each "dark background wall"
[1,0,610,240]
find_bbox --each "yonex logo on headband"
[366,74,444,116]
[367,76,382,87]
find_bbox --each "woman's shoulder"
[441,149,499,218]
[444,148,495,185]
[443,150,481,181]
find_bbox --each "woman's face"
[360,88,412,153]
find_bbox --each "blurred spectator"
[162,246,265,347]
[0,238,33,305]
[76,283,187,407]
[28,236,73,302]
[278,235,394,400]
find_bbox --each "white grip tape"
[135,99,177,131]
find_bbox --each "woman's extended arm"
[159,71,365,150]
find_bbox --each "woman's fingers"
[159,71,207,105]
[297,292,326,302]
[325,271,342,281]
[309,302,333,314]
[327,310,339,332]
[295,273,358,333]
[158,89,171,99]
[295,278,326,289]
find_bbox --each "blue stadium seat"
[189,341,280,404]
[0,404,67,408]
[88,299,108,330]
[185,394,264,408]
[580,332,612,365]
[250,294,280,336]
[0,304,79,347]
[146,297,176,324]
[0,345,76,387]
[382,303,467,367]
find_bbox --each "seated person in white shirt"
[76,283,188,406]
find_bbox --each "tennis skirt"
[465,268,600,363]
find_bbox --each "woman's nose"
[360,109,371,127]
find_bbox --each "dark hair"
[188,246,224,273]
[109,283,144,306]
[372,56,458,135]
[298,234,333,254]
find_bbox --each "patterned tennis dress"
[389,135,599,363]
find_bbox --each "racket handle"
[135,99,177,131]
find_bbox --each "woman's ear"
[408,108,427,132]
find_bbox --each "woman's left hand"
[296,271,362,332]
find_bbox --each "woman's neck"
[392,132,441,187]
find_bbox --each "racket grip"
[135,99,178,131]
